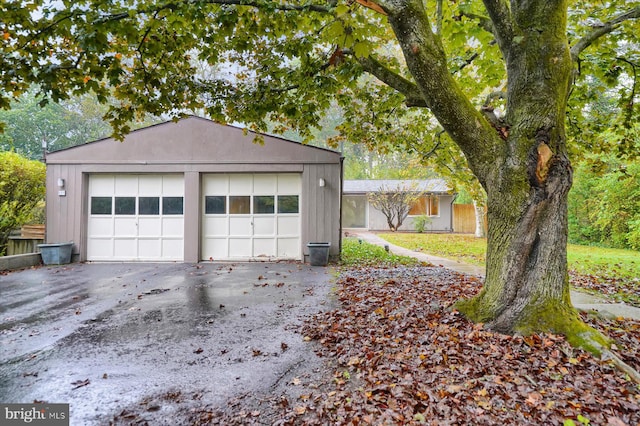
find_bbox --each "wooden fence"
[453,204,487,234]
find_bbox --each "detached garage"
[44,116,342,263]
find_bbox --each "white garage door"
[87,174,184,261]
[202,173,301,260]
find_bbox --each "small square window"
[254,196,275,214]
[91,197,112,215]
[205,196,226,214]
[115,197,136,215]
[162,197,184,215]
[278,195,299,213]
[139,197,160,215]
[229,196,250,214]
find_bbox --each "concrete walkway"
[349,231,640,321]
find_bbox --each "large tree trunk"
[381,0,608,352]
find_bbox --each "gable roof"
[45,116,341,165]
[343,179,451,194]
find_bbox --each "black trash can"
[307,242,331,266]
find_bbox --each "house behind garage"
[44,116,342,263]
[342,179,455,232]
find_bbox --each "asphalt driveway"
[0,262,334,424]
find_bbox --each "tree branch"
[480,0,514,55]
[570,6,640,61]
[354,54,427,107]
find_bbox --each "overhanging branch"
[570,6,640,61]
[355,54,427,107]
[481,0,514,55]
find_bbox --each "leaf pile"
[282,266,640,425]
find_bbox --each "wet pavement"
[0,262,335,424]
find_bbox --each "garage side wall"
[302,163,342,258]
[45,164,85,260]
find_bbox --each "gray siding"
[301,163,342,258]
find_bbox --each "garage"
[87,174,184,261]
[43,116,342,263]
[202,173,301,260]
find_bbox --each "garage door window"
[139,197,160,215]
[162,197,184,215]
[205,196,226,214]
[229,196,250,214]
[91,197,112,215]
[277,195,299,214]
[115,197,136,215]
[254,196,275,214]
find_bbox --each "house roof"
[45,116,342,165]
[343,179,451,194]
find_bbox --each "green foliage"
[569,160,640,250]
[340,238,420,267]
[0,152,46,255]
[413,215,432,233]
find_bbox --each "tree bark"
[472,200,486,238]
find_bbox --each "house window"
[162,197,184,215]
[91,197,112,215]
[254,196,275,214]
[139,197,160,215]
[342,195,367,228]
[278,195,299,214]
[409,195,439,216]
[115,197,136,215]
[205,196,226,214]
[408,196,428,216]
[429,196,439,216]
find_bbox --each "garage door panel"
[278,174,301,193]
[277,238,299,258]
[229,238,251,257]
[204,238,228,259]
[253,238,275,257]
[138,218,161,236]
[203,175,228,193]
[229,217,251,235]
[88,238,112,258]
[162,240,183,259]
[138,176,162,195]
[115,176,138,196]
[114,239,137,259]
[229,174,252,193]
[203,217,227,237]
[253,217,275,236]
[162,217,184,237]
[90,175,115,195]
[88,218,113,237]
[253,175,277,194]
[162,175,184,195]
[113,218,137,236]
[277,216,299,236]
[138,239,162,259]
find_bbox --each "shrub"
[0,151,46,255]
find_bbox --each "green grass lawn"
[380,232,640,306]
[340,237,424,267]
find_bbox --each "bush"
[414,215,432,233]
[0,151,46,255]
